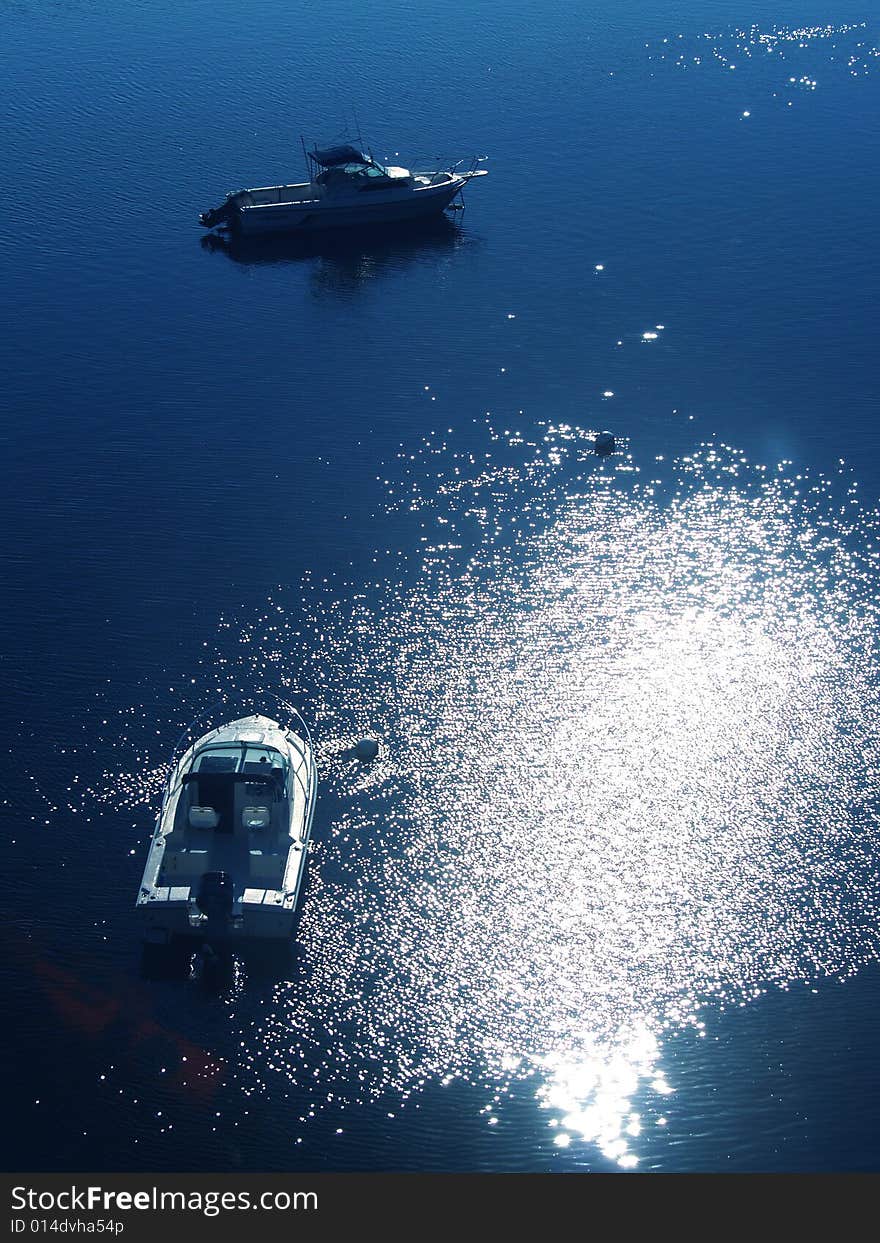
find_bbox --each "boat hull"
[235,182,461,236]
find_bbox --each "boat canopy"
[310,144,369,167]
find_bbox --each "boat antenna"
[300,133,309,176]
[353,109,364,151]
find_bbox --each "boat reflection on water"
[141,934,300,996]
[200,215,474,291]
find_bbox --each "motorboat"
[136,710,317,944]
[199,143,487,236]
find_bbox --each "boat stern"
[199,190,246,229]
[137,875,305,944]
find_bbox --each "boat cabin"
[310,143,412,191]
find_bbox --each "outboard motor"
[195,870,234,928]
[199,198,235,229]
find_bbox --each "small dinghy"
[136,709,317,944]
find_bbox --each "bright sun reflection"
[535,1026,665,1166]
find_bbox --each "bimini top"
[310,144,369,167]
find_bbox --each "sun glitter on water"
[79,431,880,1168]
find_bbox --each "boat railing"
[444,155,488,177]
[163,694,317,813]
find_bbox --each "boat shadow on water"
[200,216,477,288]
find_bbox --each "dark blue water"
[3,1,880,1171]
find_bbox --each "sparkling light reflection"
[76,434,880,1165]
[248,439,880,1162]
[648,20,879,96]
[537,1026,665,1166]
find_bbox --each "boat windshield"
[189,742,286,776]
[337,161,387,177]
[318,161,389,183]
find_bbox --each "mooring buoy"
[594,431,615,456]
[355,737,380,761]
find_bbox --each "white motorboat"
[199,143,487,236]
[136,710,317,944]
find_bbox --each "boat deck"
[160,829,288,881]
[158,763,294,890]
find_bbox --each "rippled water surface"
[3,1,880,1171]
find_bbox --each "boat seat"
[189,806,220,830]
[242,805,270,831]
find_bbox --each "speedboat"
[136,711,317,944]
[199,143,487,236]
